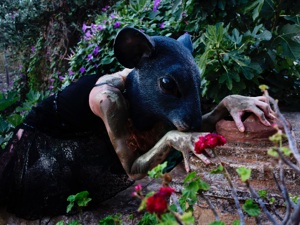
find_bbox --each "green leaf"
[258,190,267,199]
[0,91,19,111]
[0,117,10,133]
[280,147,292,156]
[183,171,197,184]
[232,220,240,225]
[267,148,279,157]
[66,202,74,213]
[236,167,252,182]
[6,114,23,127]
[198,180,210,191]
[99,214,122,225]
[148,162,168,179]
[209,221,225,225]
[210,165,224,174]
[225,76,233,90]
[244,0,264,21]
[180,211,194,225]
[137,212,158,225]
[275,24,300,60]
[243,199,260,217]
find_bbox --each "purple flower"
[114,21,121,29]
[84,30,93,40]
[160,22,165,29]
[49,85,54,90]
[82,23,88,32]
[31,46,35,52]
[91,23,97,33]
[87,54,93,61]
[59,76,64,81]
[50,78,55,83]
[68,70,74,76]
[79,67,85,73]
[110,13,116,19]
[93,46,100,55]
[102,5,110,11]
[97,25,104,31]
[153,0,161,11]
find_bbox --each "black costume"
[0,75,134,219]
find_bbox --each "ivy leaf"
[236,167,251,182]
[243,199,260,217]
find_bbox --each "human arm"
[201,95,275,132]
[89,69,205,180]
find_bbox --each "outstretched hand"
[202,94,276,133]
[222,95,276,132]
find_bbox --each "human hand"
[222,95,276,132]
[166,131,211,172]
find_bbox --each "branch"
[275,148,300,175]
[221,162,245,225]
[269,97,300,165]
[245,181,279,225]
[199,192,220,221]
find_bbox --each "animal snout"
[172,116,202,132]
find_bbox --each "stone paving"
[0,112,299,225]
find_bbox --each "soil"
[0,106,299,224]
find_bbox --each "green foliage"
[98,214,122,225]
[66,191,92,214]
[242,199,260,217]
[209,221,225,225]
[236,167,252,182]
[257,190,267,199]
[180,171,210,211]
[137,212,158,225]
[148,161,168,178]
[210,165,224,174]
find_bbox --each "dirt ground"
[0,111,299,224]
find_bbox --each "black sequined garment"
[0,75,134,219]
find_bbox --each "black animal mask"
[114,27,202,132]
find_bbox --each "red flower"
[146,186,175,215]
[146,194,168,215]
[158,187,175,198]
[194,133,226,154]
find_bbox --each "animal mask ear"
[114,27,155,68]
[177,33,193,53]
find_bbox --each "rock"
[215,113,290,144]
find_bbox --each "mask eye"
[159,77,181,97]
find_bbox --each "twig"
[275,148,300,175]
[288,200,300,225]
[221,162,245,225]
[269,97,300,165]
[279,160,292,225]
[199,192,220,221]
[170,193,183,215]
[245,181,279,225]
[211,148,245,224]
